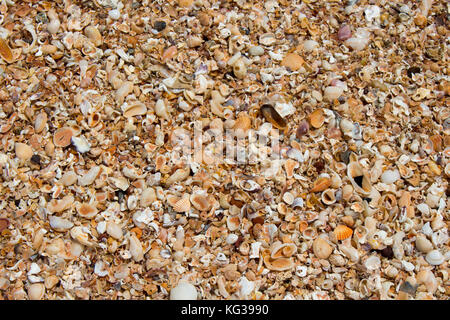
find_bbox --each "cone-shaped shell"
[334,224,353,240]
[347,161,372,195]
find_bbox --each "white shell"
[71,136,91,153]
[49,216,73,231]
[380,169,400,184]
[106,221,123,240]
[28,283,45,300]
[425,250,445,266]
[170,282,198,300]
[364,255,381,271]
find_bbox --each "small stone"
[154,21,166,32]
[170,282,198,300]
[15,143,33,160]
[281,53,304,71]
[30,154,41,166]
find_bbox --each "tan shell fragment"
[417,269,438,294]
[106,221,123,240]
[47,195,74,213]
[34,112,47,133]
[308,108,325,128]
[76,202,98,219]
[0,38,14,64]
[263,253,295,271]
[310,176,332,193]
[270,242,297,259]
[70,226,96,247]
[122,102,147,118]
[78,166,101,186]
[140,188,156,207]
[15,143,33,160]
[347,161,372,195]
[165,168,190,185]
[129,233,144,262]
[281,53,304,71]
[28,283,45,300]
[190,191,212,212]
[313,237,333,259]
[84,26,102,47]
[53,127,73,147]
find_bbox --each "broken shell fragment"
[309,108,325,128]
[76,203,98,219]
[0,38,14,64]
[70,226,95,247]
[313,237,333,259]
[425,250,445,266]
[310,176,332,193]
[53,127,73,147]
[347,161,372,195]
[170,282,198,300]
[28,283,45,300]
[260,104,287,129]
[15,143,33,161]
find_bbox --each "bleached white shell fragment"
[71,136,91,153]
[381,170,400,184]
[170,282,198,300]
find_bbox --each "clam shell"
[0,38,14,64]
[53,127,73,147]
[28,283,45,300]
[172,195,191,213]
[260,104,287,129]
[122,102,147,118]
[312,237,333,259]
[263,254,295,271]
[347,161,372,195]
[415,235,433,253]
[227,216,240,231]
[334,225,353,240]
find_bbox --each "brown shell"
[0,218,10,232]
[308,108,325,128]
[76,203,98,219]
[260,104,287,129]
[334,225,353,240]
[0,38,13,63]
[53,127,73,147]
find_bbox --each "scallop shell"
[172,195,191,213]
[334,225,353,240]
[347,161,372,195]
[321,189,336,205]
[76,202,98,219]
[260,104,287,129]
[310,176,332,193]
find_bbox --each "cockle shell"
[172,195,191,213]
[347,161,372,195]
[334,225,353,240]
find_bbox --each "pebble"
[170,282,198,300]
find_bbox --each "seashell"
[172,194,191,213]
[312,237,333,259]
[49,216,74,232]
[106,221,123,240]
[28,283,45,300]
[84,26,102,47]
[364,255,381,271]
[270,242,297,259]
[334,225,353,240]
[308,108,325,128]
[339,243,360,262]
[76,203,98,219]
[425,250,444,266]
[115,81,134,105]
[233,58,247,79]
[47,195,75,214]
[53,127,73,148]
[417,269,438,294]
[239,180,260,192]
[302,226,317,240]
[108,177,129,191]
[292,197,304,208]
[260,104,287,129]
[44,275,59,289]
[263,254,295,271]
[190,191,212,212]
[321,189,336,205]
[227,216,240,231]
[165,168,190,185]
[283,192,294,205]
[170,282,198,300]
[71,136,91,153]
[323,86,343,101]
[129,233,144,262]
[140,188,156,207]
[310,176,332,193]
[78,166,101,186]
[415,235,433,253]
[122,102,147,118]
[347,161,372,195]
[281,53,304,71]
[381,169,400,184]
[15,143,33,161]
[354,225,368,243]
[338,25,352,41]
[342,185,353,201]
[0,38,14,64]
[34,112,47,133]
[284,159,298,178]
[0,218,9,232]
[329,254,346,267]
[70,226,95,247]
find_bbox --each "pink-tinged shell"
[338,25,352,41]
[334,225,353,240]
[190,192,212,211]
[76,203,98,219]
[172,195,191,213]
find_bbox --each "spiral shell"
[334,225,353,240]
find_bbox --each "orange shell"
[53,127,73,147]
[310,177,331,193]
[172,195,191,213]
[308,108,325,128]
[334,225,353,240]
